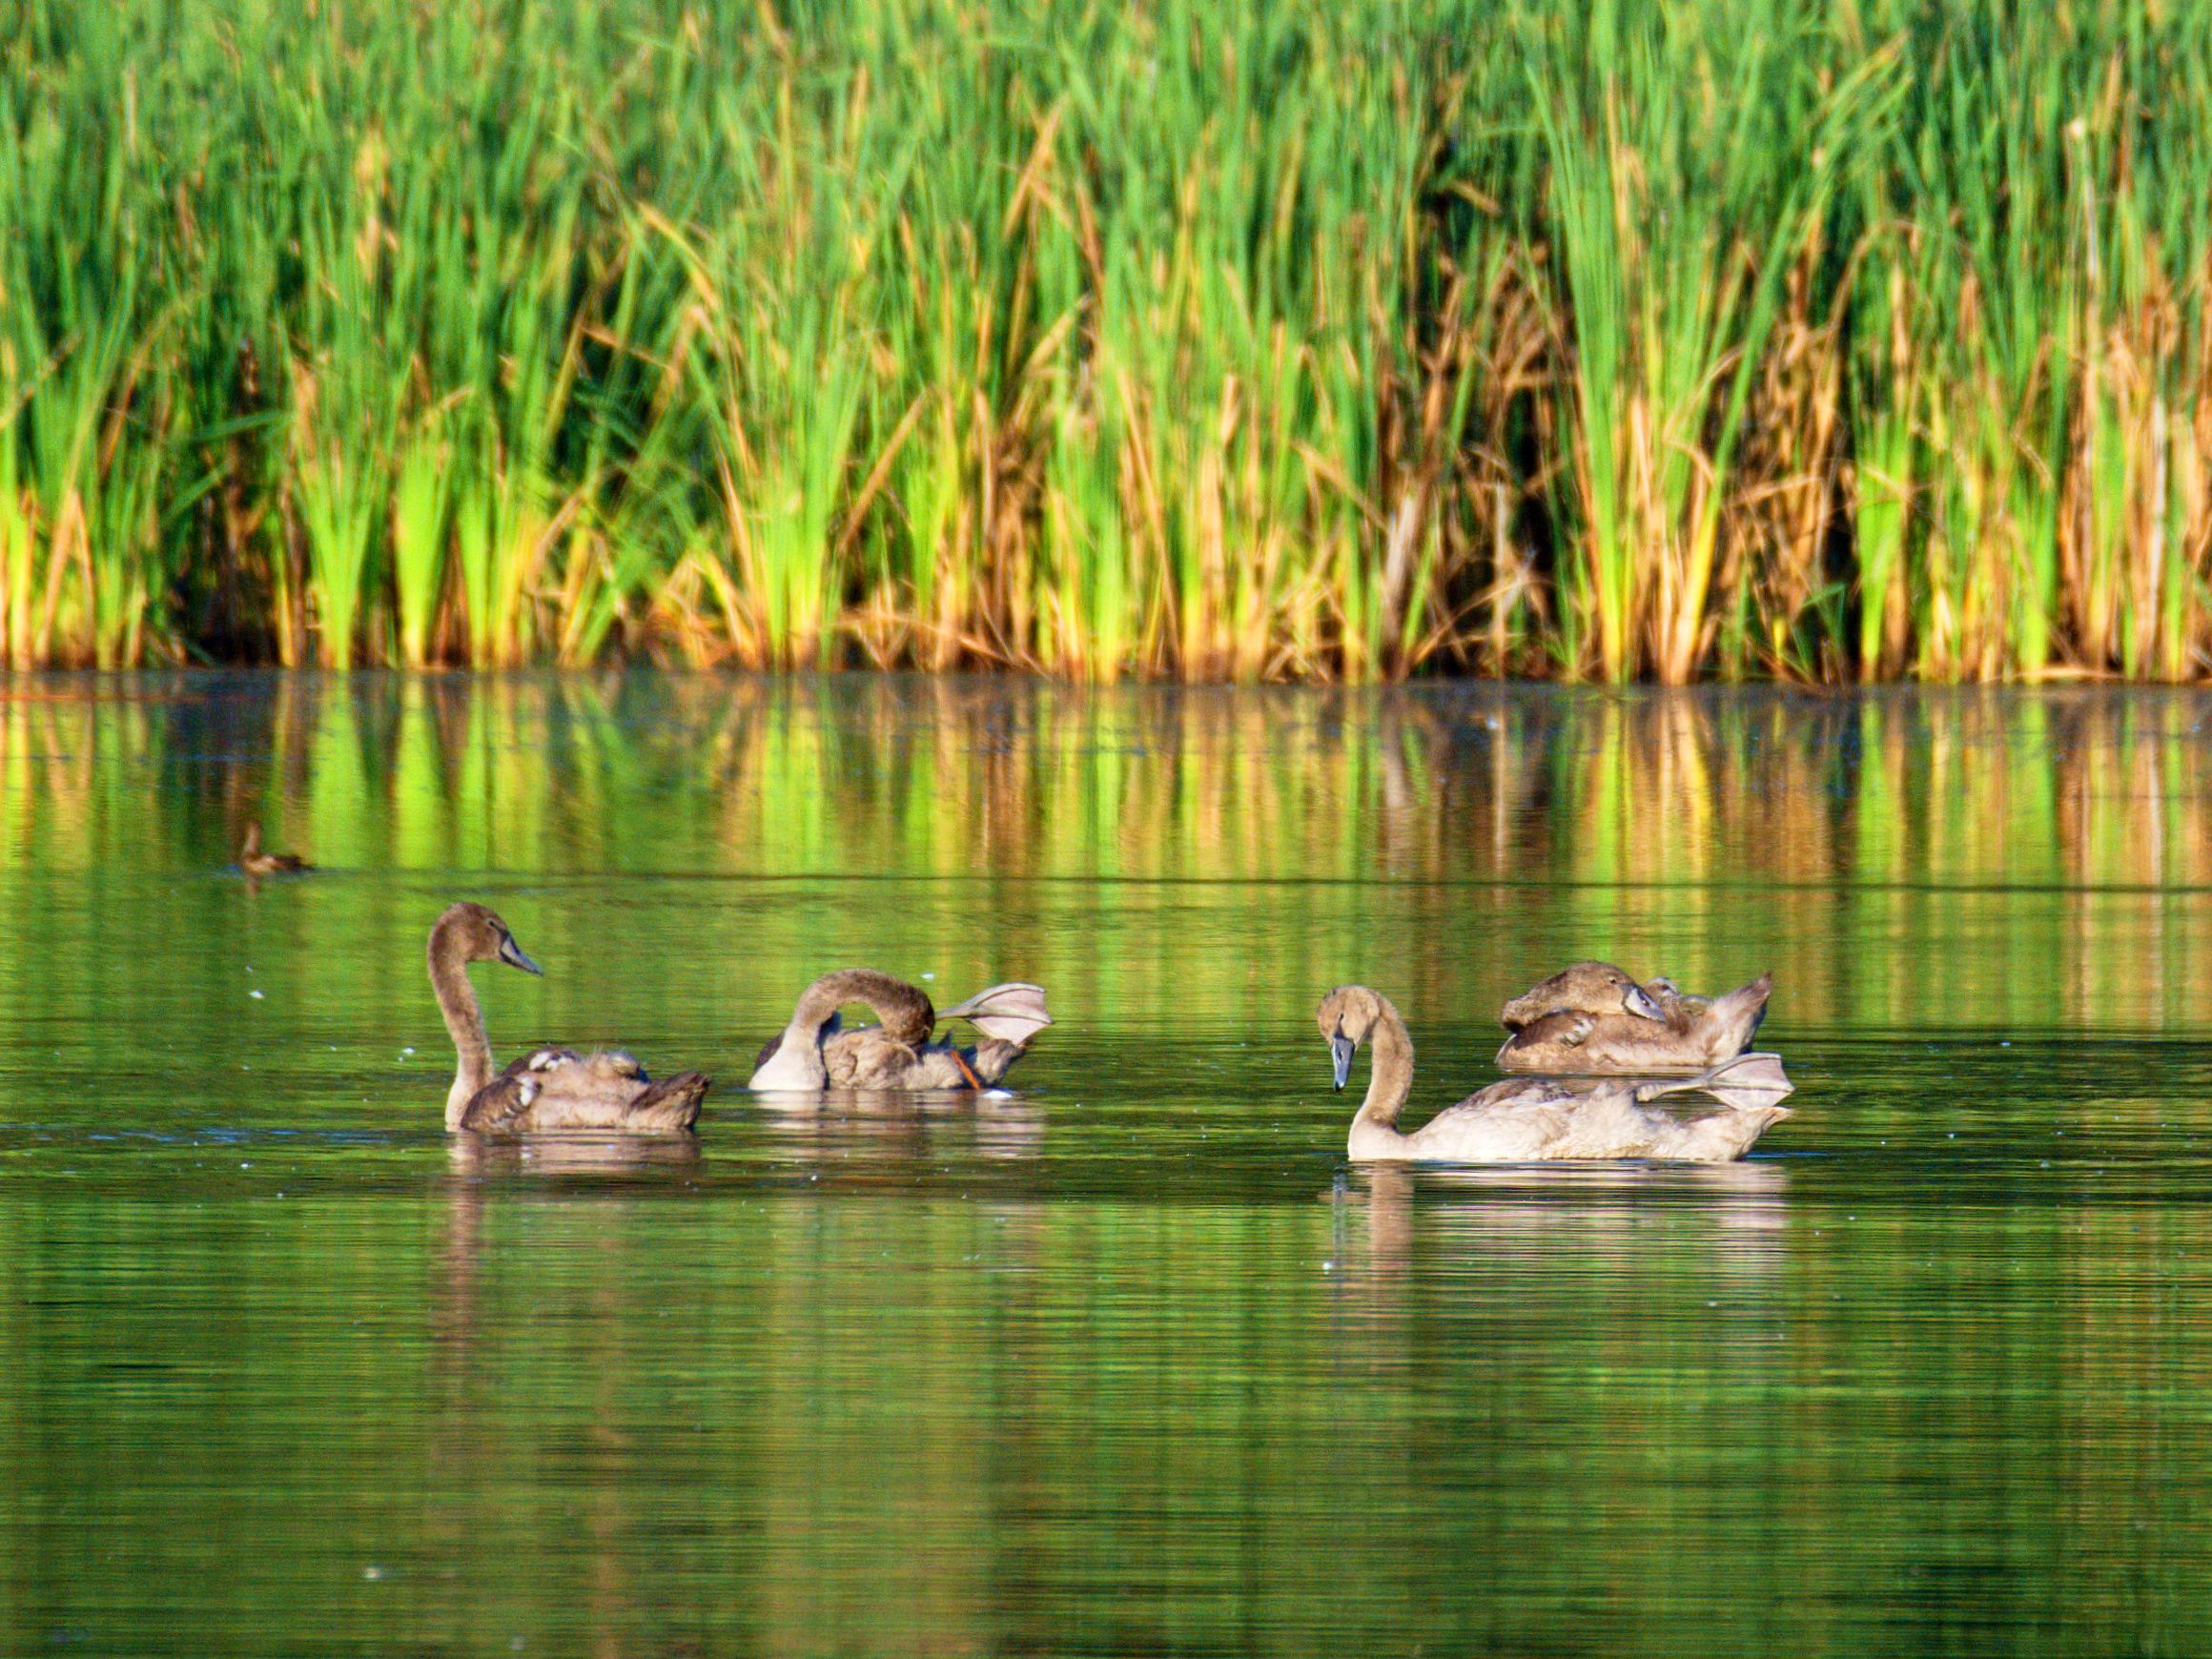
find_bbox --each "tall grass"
[3,0,2211,682]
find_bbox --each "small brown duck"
[748,970,1053,1092]
[1495,962,1773,1074]
[427,901,709,1133]
[239,821,311,876]
[1321,985,1792,1163]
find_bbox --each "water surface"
[3,674,2210,1654]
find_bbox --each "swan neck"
[795,970,936,1045]
[429,930,493,1132]
[1355,999,1417,1137]
[752,1013,830,1088]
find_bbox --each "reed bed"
[3,0,2209,682]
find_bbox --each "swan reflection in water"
[446,1131,707,1180]
[1332,1157,1791,1285]
[429,1131,712,1656]
[742,1089,1047,1164]
[437,1130,706,1352]
[436,1132,707,1379]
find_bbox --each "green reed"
[4,0,2212,682]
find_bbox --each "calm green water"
[5,673,2212,1655]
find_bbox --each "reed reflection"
[11,676,2212,1038]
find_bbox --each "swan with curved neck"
[1499,961,1649,1029]
[428,902,708,1133]
[1320,985,1792,1162]
[749,969,1052,1091]
[1495,962,1773,1074]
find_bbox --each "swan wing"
[584,1049,647,1083]
[1410,1080,1581,1160]
[506,1055,707,1131]
[459,1073,542,1131]
[823,1027,924,1087]
[1494,1012,1594,1071]
[501,1045,583,1078]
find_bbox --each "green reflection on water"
[3,673,2211,1654]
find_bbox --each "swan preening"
[1321,984,1793,1163]
[417,896,1794,1167]
[1496,960,1773,1073]
[422,904,1052,1131]
[749,970,1053,1091]
[427,902,709,1134]
[1498,961,1649,1029]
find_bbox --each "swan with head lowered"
[1319,984,1792,1163]
[427,902,709,1133]
[1495,961,1773,1074]
[748,970,1052,1092]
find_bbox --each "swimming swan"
[428,901,709,1133]
[748,970,1052,1091]
[1496,963,1773,1073]
[1320,984,1792,1162]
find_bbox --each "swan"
[1495,964,1772,1073]
[427,902,709,1133]
[748,970,1051,1091]
[1498,960,1649,1029]
[1320,984,1792,1162]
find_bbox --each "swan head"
[431,901,543,976]
[1500,960,1660,1029]
[1317,985,1385,1091]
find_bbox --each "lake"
[3,673,2209,1654]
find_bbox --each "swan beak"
[498,934,543,976]
[1624,984,1666,1021]
[1329,1034,1356,1091]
